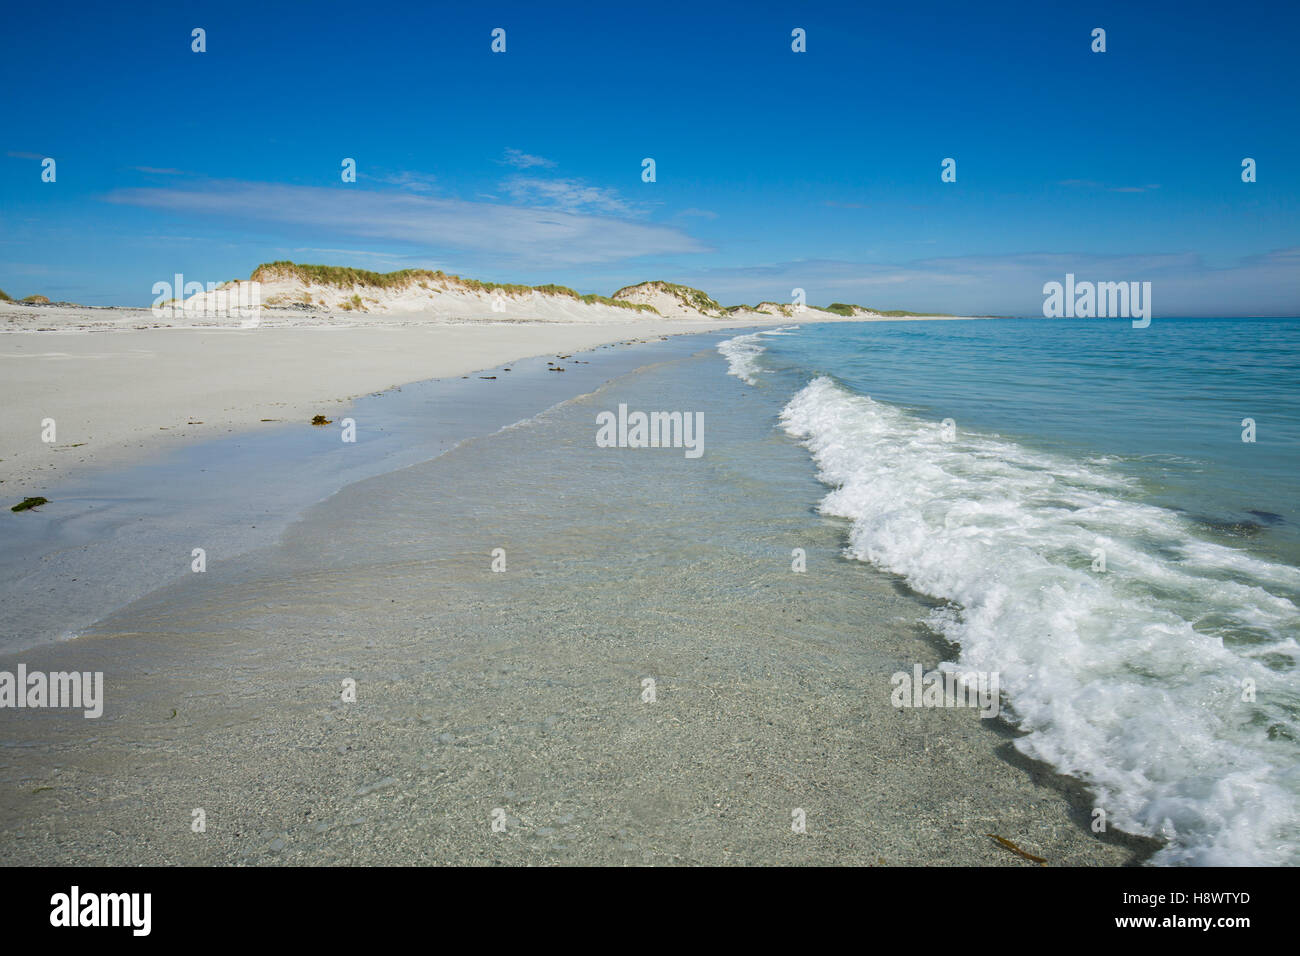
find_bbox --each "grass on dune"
[252,262,659,313]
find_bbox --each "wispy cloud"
[501,176,641,216]
[372,170,438,193]
[103,180,706,265]
[1058,179,1162,193]
[498,148,556,169]
[677,208,718,219]
[130,166,185,175]
[6,151,44,160]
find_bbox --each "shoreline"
[0,338,1157,866]
[0,312,757,493]
[0,331,735,654]
[0,304,987,494]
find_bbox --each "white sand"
[0,301,975,494]
[0,306,771,492]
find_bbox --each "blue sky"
[2,0,1298,314]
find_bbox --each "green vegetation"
[11,497,49,512]
[868,307,954,317]
[254,261,530,296]
[254,261,435,289]
[532,282,580,297]
[0,289,11,301]
[579,292,657,313]
[819,301,955,318]
[20,294,50,305]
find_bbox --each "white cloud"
[104,180,706,266]
[502,176,641,216]
[499,148,556,169]
[373,170,438,193]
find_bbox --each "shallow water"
[1,336,1145,866]
[725,317,1300,865]
[0,333,701,652]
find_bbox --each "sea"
[721,316,1300,865]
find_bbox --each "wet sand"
[0,344,1157,865]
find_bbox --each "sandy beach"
[0,325,1158,866]
[0,303,810,492]
[1,295,978,494]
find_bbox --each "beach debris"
[311,415,333,426]
[11,496,49,512]
[479,375,497,379]
[988,833,1047,864]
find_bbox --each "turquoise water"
[760,318,1300,563]
[722,317,1300,865]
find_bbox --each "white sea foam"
[717,327,799,385]
[781,375,1300,865]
